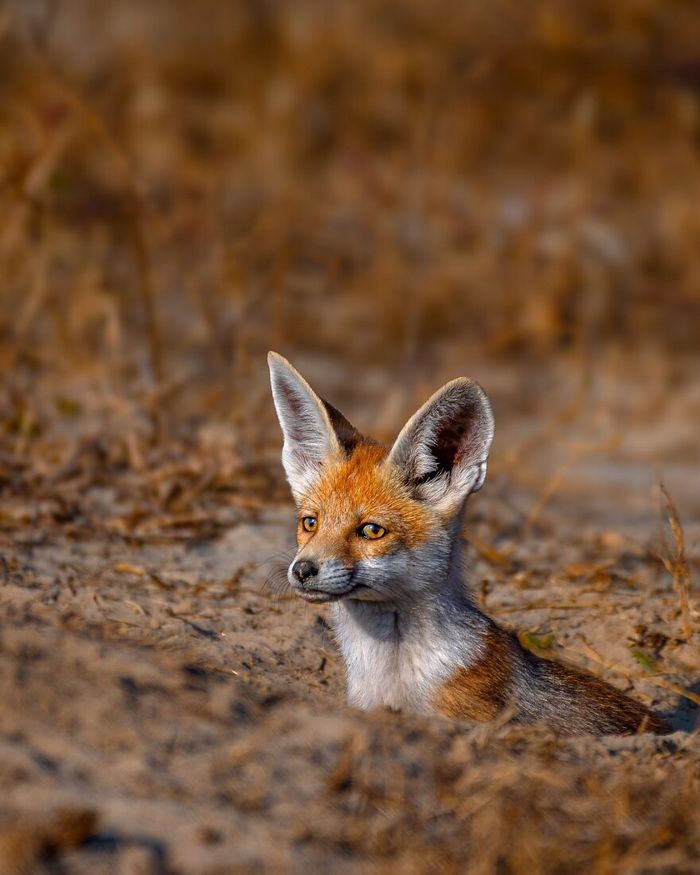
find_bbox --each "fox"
[267,351,670,735]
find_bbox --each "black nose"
[292,559,319,584]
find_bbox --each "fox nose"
[292,559,319,584]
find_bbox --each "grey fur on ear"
[267,352,362,500]
[386,378,494,512]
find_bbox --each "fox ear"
[268,352,363,501]
[387,378,494,513]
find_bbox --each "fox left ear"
[268,352,363,501]
[386,378,494,513]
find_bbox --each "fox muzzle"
[289,557,355,602]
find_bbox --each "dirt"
[1,356,698,875]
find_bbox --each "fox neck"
[330,514,490,713]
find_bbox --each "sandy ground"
[0,357,698,875]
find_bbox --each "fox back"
[268,352,669,736]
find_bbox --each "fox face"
[268,352,494,606]
[291,442,438,604]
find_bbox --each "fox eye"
[358,522,386,540]
[301,516,318,533]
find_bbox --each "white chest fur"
[331,601,480,713]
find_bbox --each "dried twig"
[522,434,620,533]
[659,483,694,642]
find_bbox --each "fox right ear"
[386,378,494,514]
[268,352,362,501]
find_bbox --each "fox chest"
[331,605,457,713]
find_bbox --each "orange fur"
[434,628,515,721]
[296,442,438,560]
[435,626,670,734]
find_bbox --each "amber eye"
[301,516,318,533]
[358,522,386,540]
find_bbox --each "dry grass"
[3,0,700,406]
[660,483,695,642]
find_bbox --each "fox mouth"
[294,583,372,603]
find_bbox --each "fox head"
[268,352,494,605]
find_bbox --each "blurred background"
[1,0,699,523]
[1,7,699,869]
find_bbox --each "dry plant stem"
[659,483,693,642]
[522,445,577,533]
[495,601,641,613]
[498,371,591,477]
[521,433,620,533]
